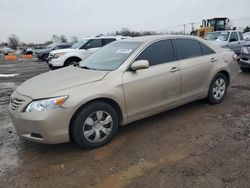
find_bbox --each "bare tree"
[243,26,250,33]
[8,34,19,50]
[51,34,60,42]
[60,35,67,43]
[70,36,78,43]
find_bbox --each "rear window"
[229,32,239,42]
[200,43,215,55]
[175,39,202,60]
[103,38,116,45]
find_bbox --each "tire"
[207,73,228,104]
[240,67,250,72]
[41,54,48,61]
[64,58,81,67]
[71,102,119,149]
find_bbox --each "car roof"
[80,36,131,40]
[119,35,204,43]
[208,30,241,34]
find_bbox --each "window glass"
[175,39,202,60]
[205,31,229,41]
[80,42,141,71]
[200,43,215,55]
[229,32,239,42]
[72,39,88,49]
[135,40,175,66]
[103,38,116,45]
[86,39,102,48]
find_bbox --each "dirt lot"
[0,56,250,188]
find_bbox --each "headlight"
[25,96,68,112]
[53,52,66,59]
[242,47,250,54]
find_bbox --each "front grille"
[48,53,54,59]
[10,98,25,111]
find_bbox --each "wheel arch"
[64,56,82,66]
[68,97,124,141]
[217,70,230,86]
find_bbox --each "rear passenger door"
[174,38,216,101]
[123,39,181,118]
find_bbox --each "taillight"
[232,53,238,62]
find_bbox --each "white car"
[243,32,250,41]
[47,36,129,69]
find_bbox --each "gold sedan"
[9,35,238,149]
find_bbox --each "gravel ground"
[0,56,250,188]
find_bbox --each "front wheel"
[207,73,228,104]
[71,102,119,149]
[64,58,81,67]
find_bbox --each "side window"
[58,45,66,49]
[86,39,102,48]
[135,40,175,66]
[103,38,116,45]
[229,32,239,42]
[200,43,215,55]
[239,32,244,41]
[175,39,202,60]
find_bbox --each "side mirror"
[130,60,149,71]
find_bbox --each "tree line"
[4,26,250,50]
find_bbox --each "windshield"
[205,32,229,41]
[71,39,89,49]
[46,43,57,49]
[80,42,141,71]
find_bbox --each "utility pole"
[190,22,195,32]
[183,24,186,35]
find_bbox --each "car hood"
[50,48,79,54]
[16,66,109,99]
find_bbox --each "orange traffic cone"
[22,54,33,59]
[5,54,17,60]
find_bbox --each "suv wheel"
[207,73,228,104]
[72,102,119,149]
[64,58,81,67]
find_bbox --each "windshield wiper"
[81,66,97,70]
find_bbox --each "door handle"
[210,58,217,63]
[170,67,180,73]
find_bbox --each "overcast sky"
[0,0,249,43]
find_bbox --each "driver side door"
[123,39,181,119]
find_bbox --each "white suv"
[47,36,129,69]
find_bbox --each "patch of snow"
[0,74,19,78]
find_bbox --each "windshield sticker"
[116,49,133,54]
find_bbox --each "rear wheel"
[71,102,119,149]
[207,73,228,104]
[64,57,81,67]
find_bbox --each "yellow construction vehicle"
[193,17,233,38]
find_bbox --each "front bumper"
[9,92,74,144]
[239,54,250,68]
[48,57,65,68]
